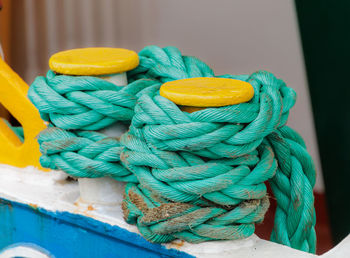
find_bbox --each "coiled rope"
[28,45,316,253]
[29,70,153,130]
[28,70,156,179]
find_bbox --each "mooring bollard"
[49,47,139,206]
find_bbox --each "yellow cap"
[160,77,254,110]
[49,47,139,76]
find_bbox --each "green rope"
[28,72,158,179]
[128,45,215,82]
[27,46,213,180]
[268,126,316,251]
[28,45,316,253]
[120,69,316,252]
[29,71,155,130]
[38,127,137,182]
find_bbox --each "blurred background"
[0,0,349,254]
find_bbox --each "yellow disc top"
[160,77,254,107]
[49,47,139,76]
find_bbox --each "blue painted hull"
[0,198,193,258]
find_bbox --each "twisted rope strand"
[29,71,156,130]
[128,46,215,82]
[38,127,137,182]
[268,127,316,253]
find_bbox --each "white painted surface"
[78,178,125,206]
[0,165,347,257]
[77,72,128,206]
[321,236,350,258]
[0,245,50,258]
[100,72,127,86]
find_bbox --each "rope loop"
[122,183,269,243]
[128,45,215,82]
[130,70,296,158]
[38,126,137,182]
[267,128,316,253]
[28,71,156,130]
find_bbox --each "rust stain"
[72,198,96,219]
[81,210,95,219]
[168,240,185,249]
[29,203,38,210]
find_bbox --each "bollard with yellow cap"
[49,47,139,207]
[121,76,261,242]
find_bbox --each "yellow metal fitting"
[0,58,47,170]
[160,77,254,112]
[49,47,139,76]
